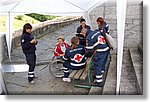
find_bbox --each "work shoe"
[91,81,104,87]
[62,78,71,82]
[29,80,35,84]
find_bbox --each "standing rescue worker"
[96,17,111,72]
[86,30,110,87]
[21,23,38,84]
[96,17,109,34]
[86,17,110,87]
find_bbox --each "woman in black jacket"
[21,23,38,84]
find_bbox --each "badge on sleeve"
[22,39,24,43]
[98,36,106,44]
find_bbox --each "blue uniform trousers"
[25,53,36,82]
[94,50,110,83]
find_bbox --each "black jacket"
[21,32,36,54]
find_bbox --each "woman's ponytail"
[71,36,79,49]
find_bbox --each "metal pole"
[116,0,127,95]
[6,12,14,62]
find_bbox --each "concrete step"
[119,49,139,95]
[129,48,143,94]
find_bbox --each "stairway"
[102,47,143,95]
[129,47,143,94]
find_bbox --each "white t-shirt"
[60,44,66,53]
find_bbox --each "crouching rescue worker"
[86,29,110,87]
[21,23,38,84]
[62,36,86,82]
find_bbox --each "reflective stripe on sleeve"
[70,62,86,66]
[96,47,109,52]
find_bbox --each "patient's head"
[57,36,65,45]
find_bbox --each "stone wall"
[12,16,79,49]
[89,0,143,47]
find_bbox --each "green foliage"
[26,13,58,22]
[15,15,23,20]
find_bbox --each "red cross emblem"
[98,36,106,44]
[74,54,83,63]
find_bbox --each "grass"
[0,15,40,32]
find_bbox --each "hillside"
[0,15,40,32]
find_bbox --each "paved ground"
[4,21,91,95]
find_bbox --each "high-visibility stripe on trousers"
[63,67,69,78]
[28,71,35,81]
[96,75,103,83]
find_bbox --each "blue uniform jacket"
[98,22,109,34]
[62,45,86,68]
[21,32,36,54]
[86,30,109,51]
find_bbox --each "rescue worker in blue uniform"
[96,17,111,72]
[21,23,38,84]
[96,17,109,34]
[62,36,86,82]
[86,17,110,87]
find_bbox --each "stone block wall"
[89,0,143,47]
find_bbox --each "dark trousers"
[94,50,110,83]
[25,53,36,82]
